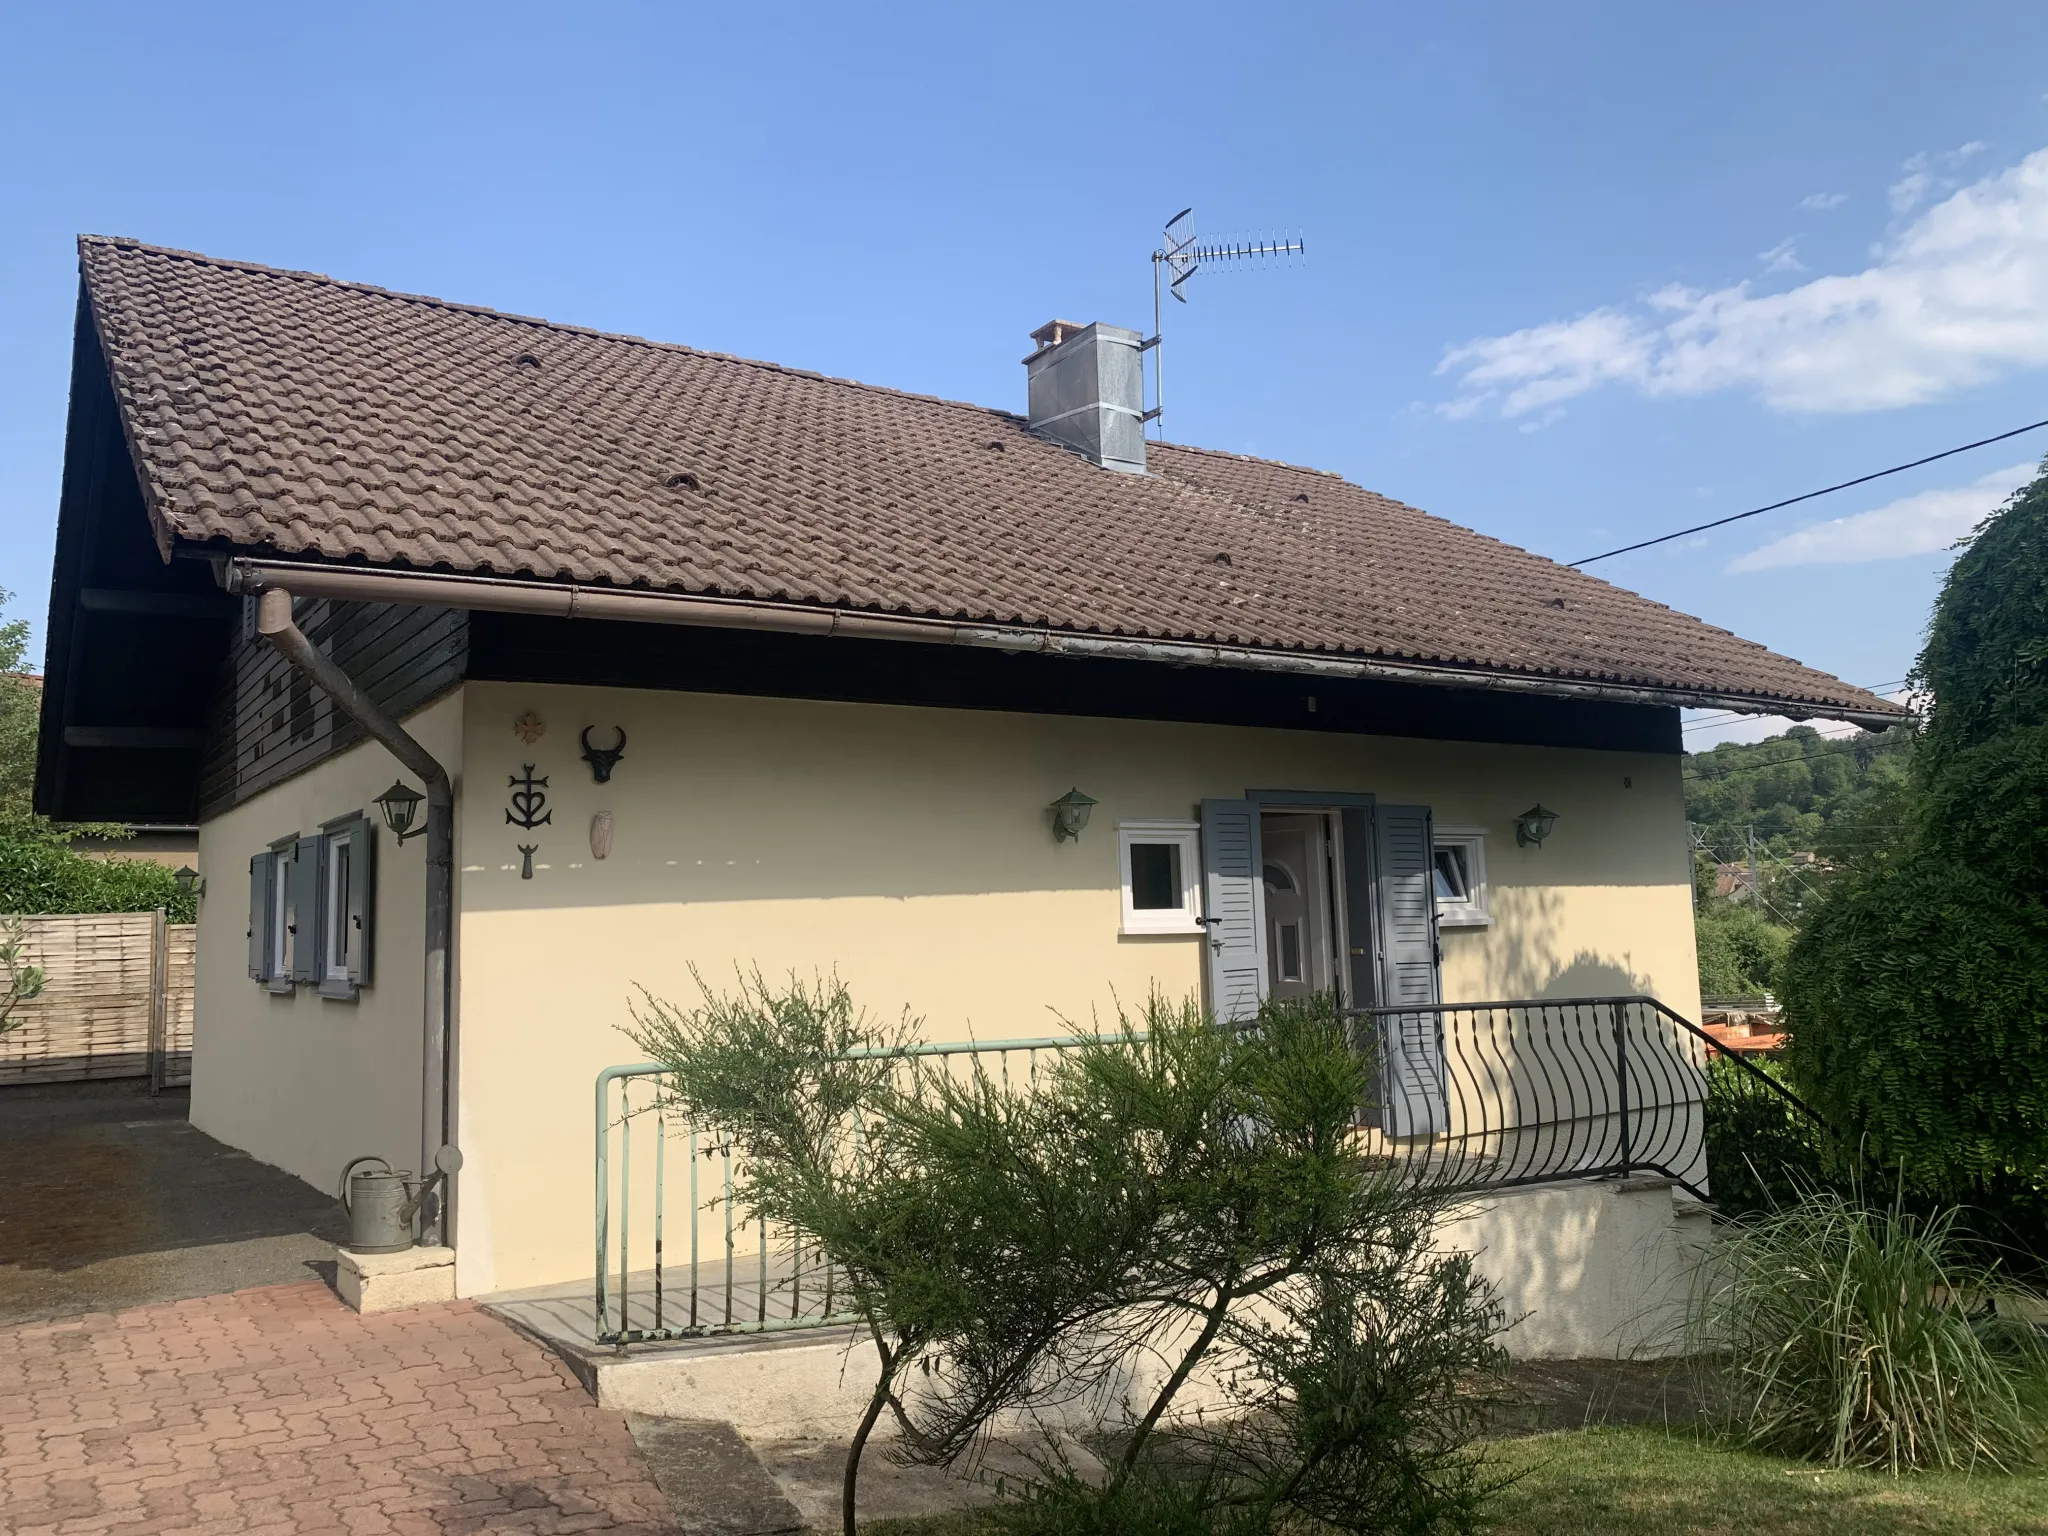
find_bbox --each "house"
[36,238,1901,1364]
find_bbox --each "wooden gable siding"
[195,598,467,819]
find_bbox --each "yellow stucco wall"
[454,680,1700,1294]
[189,692,465,1200]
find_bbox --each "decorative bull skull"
[580,725,627,783]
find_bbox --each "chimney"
[1024,319,1146,474]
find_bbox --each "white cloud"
[1800,191,1849,211]
[1726,461,2033,573]
[1888,153,1934,215]
[1439,145,2048,417]
[1890,143,1987,215]
[1758,238,1804,273]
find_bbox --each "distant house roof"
[75,236,1901,724]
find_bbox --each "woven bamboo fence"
[0,911,197,1088]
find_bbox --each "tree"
[1780,463,2048,1195]
[0,917,44,1034]
[0,590,194,922]
[631,974,1507,1536]
[1694,901,1790,997]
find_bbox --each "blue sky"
[6,1,2048,747]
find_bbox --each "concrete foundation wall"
[578,1177,1706,1437]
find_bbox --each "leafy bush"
[632,975,1509,1536]
[1701,1056,1846,1218]
[1781,463,2048,1196]
[1687,1189,2048,1472]
[1695,901,1791,997]
[0,832,195,922]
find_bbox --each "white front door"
[1261,813,1334,1001]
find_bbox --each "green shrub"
[1780,465,2048,1197]
[632,976,1509,1536]
[1695,902,1791,997]
[1687,1189,2048,1472]
[0,833,194,922]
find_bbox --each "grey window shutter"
[348,818,375,988]
[1373,803,1446,1135]
[1338,807,1377,1010]
[289,835,323,986]
[1200,799,1268,1023]
[248,853,270,980]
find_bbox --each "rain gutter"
[224,558,1905,730]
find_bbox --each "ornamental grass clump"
[1687,1188,2048,1472]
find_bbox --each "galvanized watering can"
[339,1156,420,1253]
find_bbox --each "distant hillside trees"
[1684,691,1917,997]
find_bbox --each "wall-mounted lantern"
[375,780,428,844]
[1049,788,1098,843]
[1515,804,1560,848]
[174,865,203,899]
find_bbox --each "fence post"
[1613,1000,1632,1177]
[146,908,169,1095]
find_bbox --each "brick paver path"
[0,1283,677,1535]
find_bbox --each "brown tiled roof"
[77,236,1900,720]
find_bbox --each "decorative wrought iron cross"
[506,765,552,829]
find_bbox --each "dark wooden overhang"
[35,296,235,823]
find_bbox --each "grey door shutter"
[1200,799,1267,1023]
[1338,808,1377,1010]
[289,836,322,986]
[1374,804,1445,1135]
[348,819,376,988]
[248,853,270,980]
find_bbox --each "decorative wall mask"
[512,711,547,745]
[517,844,538,879]
[590,812,614,861]
[580,726,628,784]
[506,766,552,830]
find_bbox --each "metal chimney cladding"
[1024,320,1148,474]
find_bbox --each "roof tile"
[77,236,1898,718]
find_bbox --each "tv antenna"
[1145,208,1305,438]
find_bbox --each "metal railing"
[593,1033,1137,1347]
[594,997,1820,1346]
[1345,994,1822,1199]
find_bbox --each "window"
[316,813,376,1000]
[1431,826,1489,927]
[1117,820,1202,935]
[247,814,376,998]
[248,837,297,992]
[324,831,353,983]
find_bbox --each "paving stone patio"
[0,1282,678,1535]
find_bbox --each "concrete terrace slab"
[0,1079,348,1326]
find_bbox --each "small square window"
[1432,827,1489,928]
[1117,821,1202,935]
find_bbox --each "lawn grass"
[861,1426,2048,1535]
[1486,1426,2048,1534]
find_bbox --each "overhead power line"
[1571,418,2048,567]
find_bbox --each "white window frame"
[264,839,294,990]
[1117,820,1203,935]
[323,829,354,986]
[1431,825,1490,928]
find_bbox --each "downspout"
[255,588,457,1247]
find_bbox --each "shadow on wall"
[1472,886,1664,1005]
